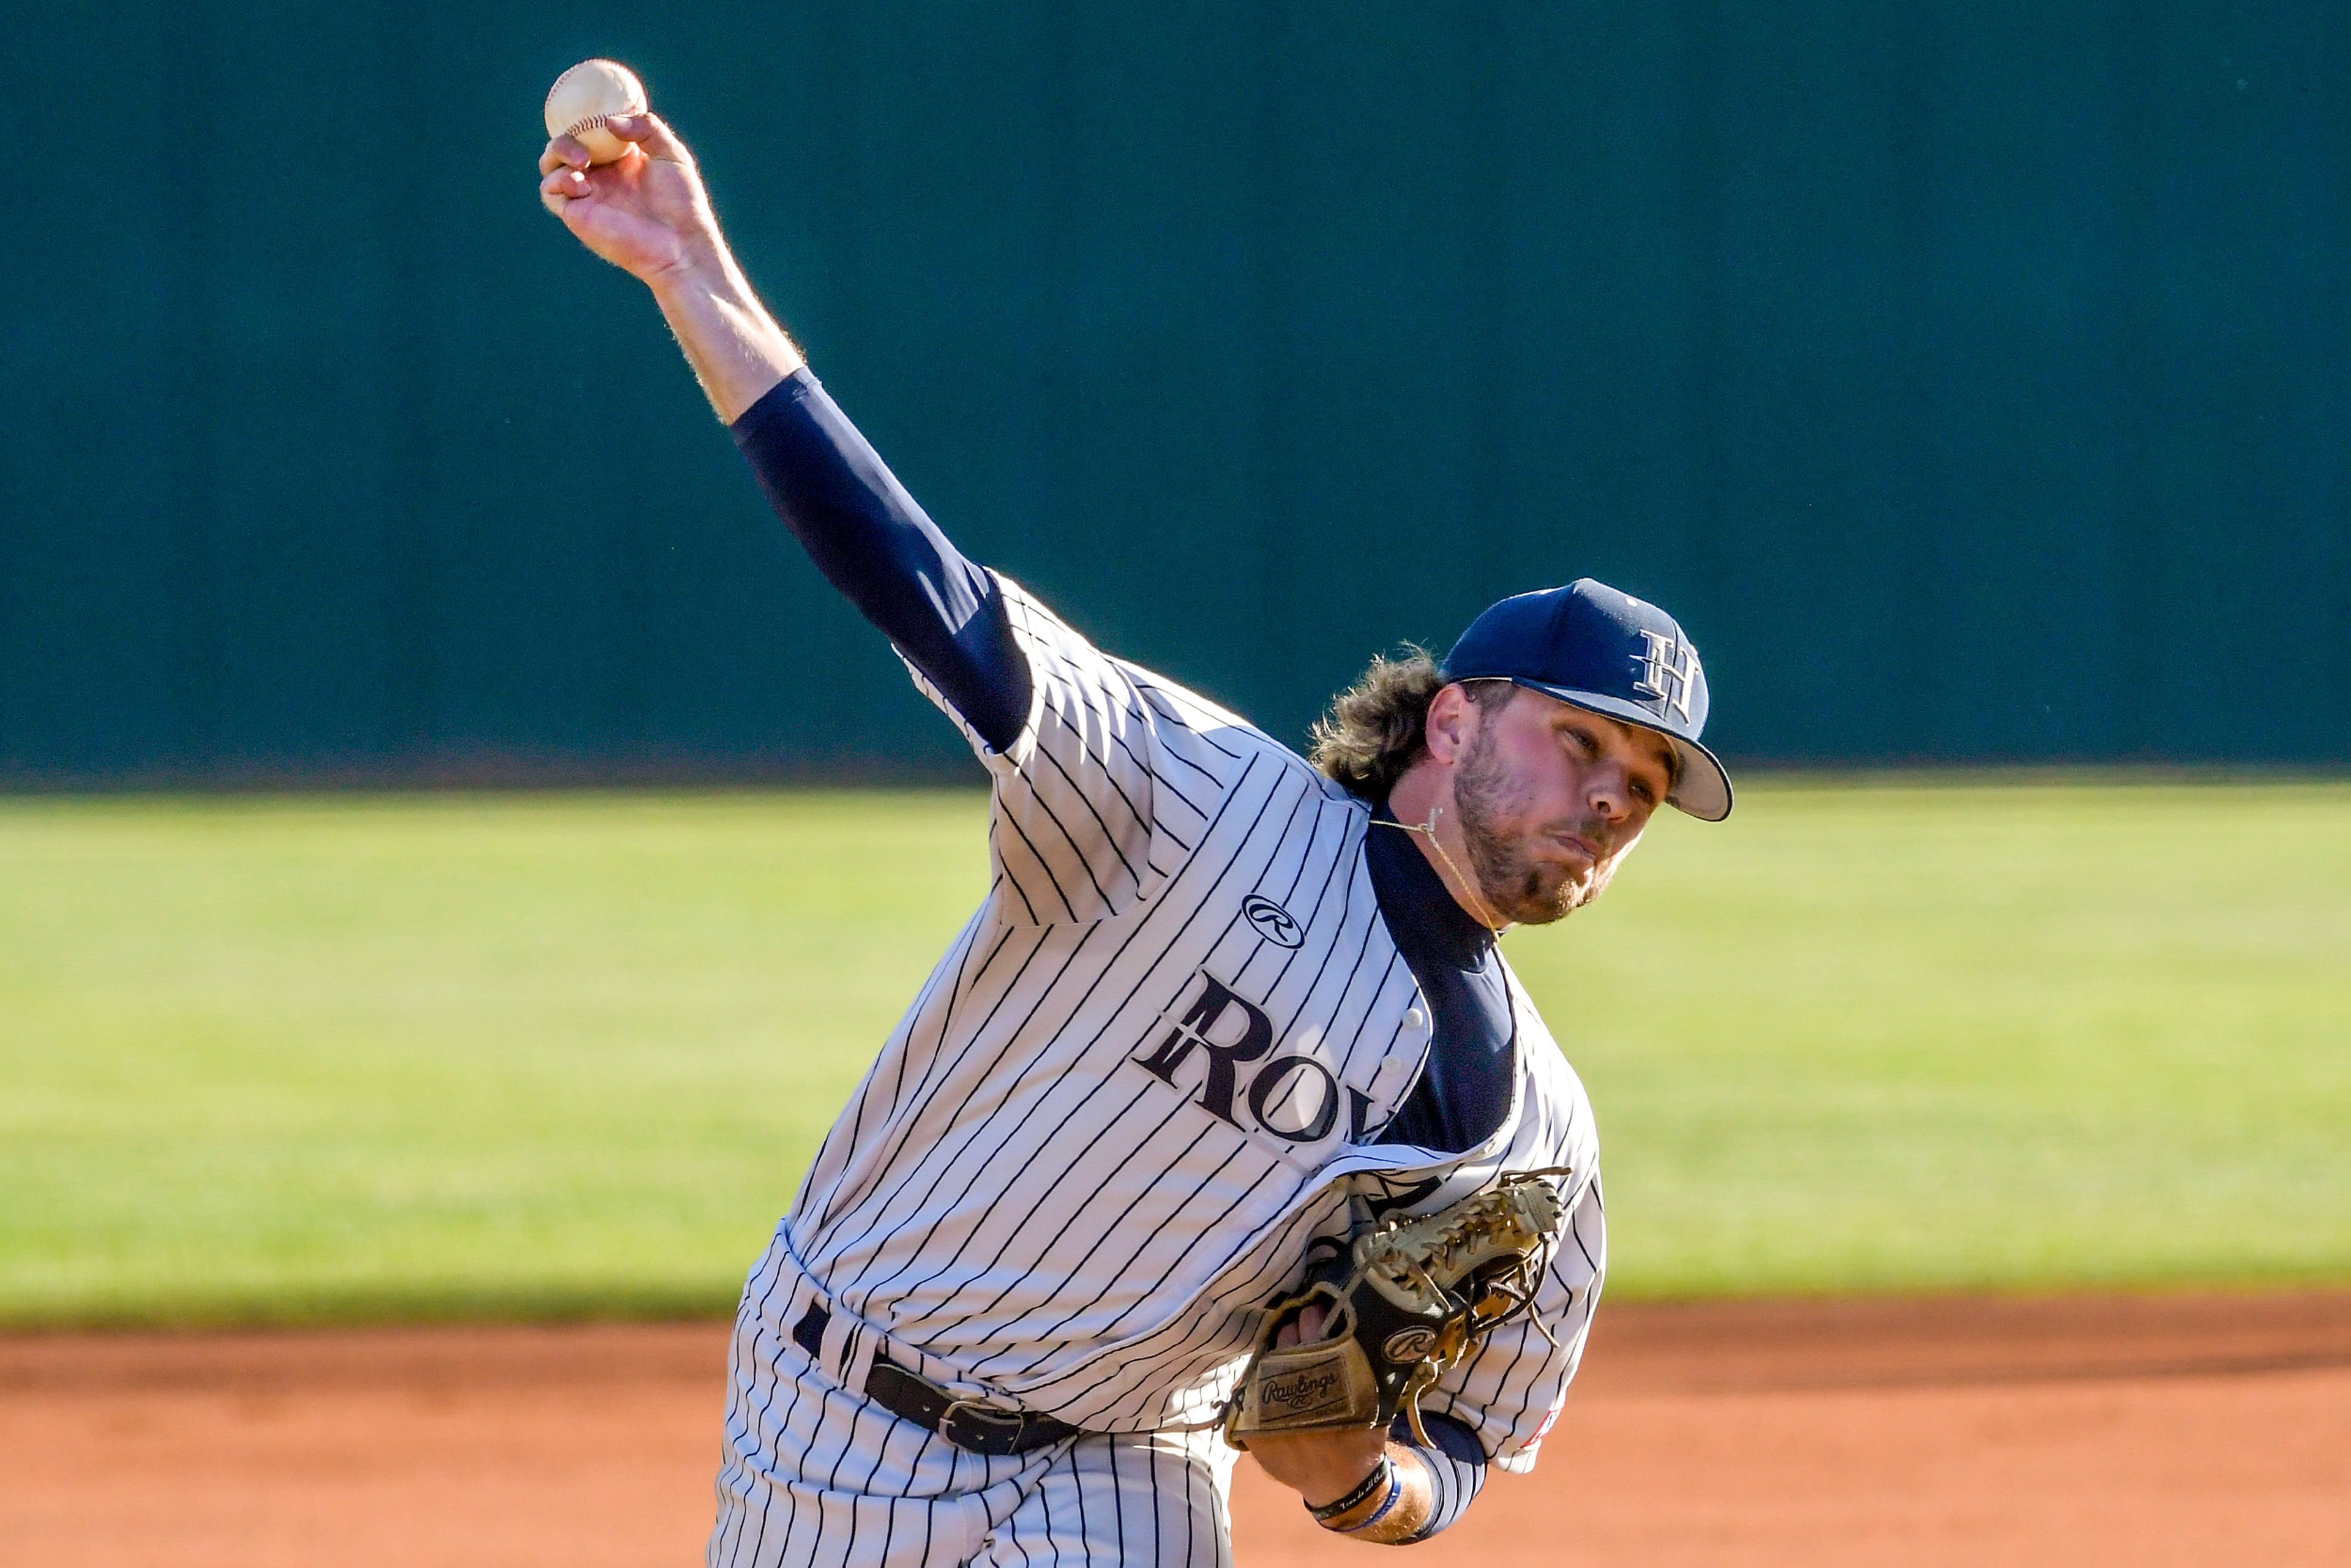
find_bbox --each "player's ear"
[1423,682,1474,767]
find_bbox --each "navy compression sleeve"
[1392,1410,1488,1544]
[731,369,1033,751]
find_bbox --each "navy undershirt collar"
[1365,799,1497,966]
[1365,796,1517,1153]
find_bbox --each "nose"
[1586,765,1635,823]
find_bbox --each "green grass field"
[2,780,2346,1327]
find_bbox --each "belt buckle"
[939,1395,1028,1450]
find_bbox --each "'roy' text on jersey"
[1131,970,1387,1149]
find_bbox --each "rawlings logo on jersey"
[1131,972,1381,1146]
[1241,894,1303,948]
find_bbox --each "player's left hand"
[1240,1305,1395,1506]
[537,113,722,284]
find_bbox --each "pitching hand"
[538,114,721,283]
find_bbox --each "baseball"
[544,58,648,165]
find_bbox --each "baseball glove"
[1223,1169,1570,1449]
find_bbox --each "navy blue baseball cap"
[1443,579,1733,821]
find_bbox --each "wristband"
[1339,1472,1405,1536]
[1308,1455,1398,1532]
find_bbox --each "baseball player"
[540,111,1731,1566]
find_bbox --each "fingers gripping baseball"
[536,111,718,283]
[607,112,693,164]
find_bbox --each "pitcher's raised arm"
[539,113,1240,925]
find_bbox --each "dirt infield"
[3,1291,2345,1567]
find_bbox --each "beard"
[1452,725,1620,927]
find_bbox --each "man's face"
[1451,685,1677,925]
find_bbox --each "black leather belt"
[793,1302,1081,1458]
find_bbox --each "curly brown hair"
[1308,650,1514,801]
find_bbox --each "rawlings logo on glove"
[1224,1169,1570,1449]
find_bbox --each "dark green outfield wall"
[4,2,2347,784]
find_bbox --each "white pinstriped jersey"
[771,577,1605,1472]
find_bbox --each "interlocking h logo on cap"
[1635,630,1698,723]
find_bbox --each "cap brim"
[1506,681,1734,822]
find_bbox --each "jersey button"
[1404,1005,1427,1030]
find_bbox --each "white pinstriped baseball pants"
[709,1237,1238,1568]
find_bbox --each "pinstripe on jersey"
[758,577,1605,1469]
